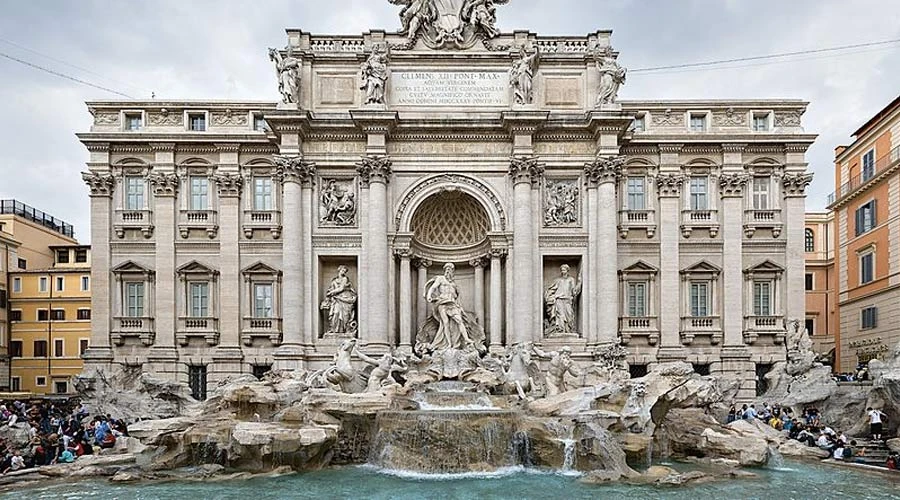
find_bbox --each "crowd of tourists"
[726,402,896,469]
[0,399,127,474]
[833,365,870,383]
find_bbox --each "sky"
[1,0,899,242]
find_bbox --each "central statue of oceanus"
[416,262,486,353]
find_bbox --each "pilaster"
[656,171,685,359]
[212,159,244,372]
[81,169,115,366]
[508,156,544,344]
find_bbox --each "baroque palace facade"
[79,5,815,399]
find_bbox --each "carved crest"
[389,0,510,50]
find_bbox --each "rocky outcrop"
[656,408,779,466]
[778,438,830,459]
[75,366,197,421]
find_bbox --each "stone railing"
[743,315,786,345]
[618,209,657,238]
[242,209,282,239]
[680,316,722,345]
[176,317,219,346]
[111,316,155,346]
[308,38,367,53]
[533,38,592,53]
[178,210,218,238]
[114,209,153,238]
[680,209,720,238]
[618,316,659,345]
[743,209,783,238]
[241,317,283,346]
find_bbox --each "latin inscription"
[391,71,508,107]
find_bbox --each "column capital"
[81,171,115,197]
[414,257,432,269]
[655,173,685,197]
[508,155,545,186]
[719,173,749,198]
[147,172,180,197]
[356,155,393,187]
[393,248,412,259]
[469,257,487,268]
[584,155,624,186]
[781,172,813,198]
[212,173,244,198]
[489,248,508,259]
[274,155,316,186]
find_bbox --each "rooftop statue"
[268,46,301,105]
[595,46,626,106]
[388,0,509,49]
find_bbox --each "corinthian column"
[489,249,506,350]
[357,155,393,350]
[471,257,485,325]
[508,156,544,345]
[584,157,623,346]
[273,155,316,367]
[396,249,412,352]
[81,170,115,368]
[415,258,431,334]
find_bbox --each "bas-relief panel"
[319,178,358,227]
[543,178,580,227]
[387,141,512,156]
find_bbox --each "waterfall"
[561,439,576,471]
[766,445,792,471]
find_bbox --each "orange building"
[804,211,836,366]
[828,95,900,372]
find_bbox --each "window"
[54,339,64,358]
[188,112,206,131]
[855,200,876,235]
[254,283,273,318]
[189,365,208,401]
[752,112,770,132]
[252,364,272,379]
[626,281,647,317]
[54,381,68,394]
[9,310,22,322]
[805,319,815,336]
[689,281,709,317]
[253,177,274,211]
[805,228,815,252]
[10,378,20,392]
[689,176,708,210]
[125,282,145,317]
[861,306,878,329]
[254,115,267,132]
[751,177,769,210]
[861,149,875,182]
[689,113,707,132]
[35,376,46,387]
[17,258,26,270]
[79,339,89,356]
[37,309,48,321]
[10,341,22,358]
[859,251,875,285]
[51,309,65,321]
[75,248,88,263]
[34,340,48,358]
[190,176,209,210]
[81,276,90,291]
[124,112,143,131]
[189,282,210,317]
[56,249,69,263]
[125,176,145,210]
[56,276,65,292]
[805,273,814,291]
[12,277,21,293]
[752,281,772,316]
[632,115,645,132]
[39,276,48,292]
[626,177,645,210]
[77,309,91,320]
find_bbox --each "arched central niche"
[410,190,490,249]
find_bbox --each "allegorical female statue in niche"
[544,264,582,335]
[417,263,486,354]
[321,266,358,335]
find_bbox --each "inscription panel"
[391,71,508,107]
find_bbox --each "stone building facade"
[78,12,815,399]
[804,211,836,364]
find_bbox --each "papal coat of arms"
[388,0,510,49]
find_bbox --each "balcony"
[828,144,900,206]
[241,317,283,346]
[178,210,218,238]
[176,316,219,346]
[114,209,153,238]
[743,315,786,345]
[111,316,155,346]
[242,210,282,239]
[680,316,722,345]
[618,316,659,345]
[680,209,719,238]
[743,209,783,238]
[618,210,657,238]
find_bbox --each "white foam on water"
[413,402,499,411]
[360,464,584,480]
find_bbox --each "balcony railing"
[618,316,659,345]
[114,209,153,238]
[680,209,719,238]
[828,144,900,206]
[618,210,657,238]
[178,210,218,238]
[743,209,783,238]
[176,316,219,346]
[241,317,283,346]
[111,316,155,346]
[680,316,722,345]
[242,210,282,239]
[743,315,786,345]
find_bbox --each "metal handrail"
[828,144,900,205]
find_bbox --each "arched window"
[805,228,815,252]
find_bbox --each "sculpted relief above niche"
[320,178,358,227]
[544,179,580,227]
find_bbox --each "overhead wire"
[0,50,134,98]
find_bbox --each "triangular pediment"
[620,260,658,274]
[744,259,784,274]
[241,261,281,276]
[111,260,153,274]
[681,260,721,274]
[176,260,217,275]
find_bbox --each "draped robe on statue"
[416,274,485,353]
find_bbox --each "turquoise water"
[9,461,900,500]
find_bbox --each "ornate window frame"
[618,260,659,345]
[241,262,283,346]
[176,260,219,346]
[241,159,283,239]
[177,159,218,238]
[680,160,719,238]
[111,260,155,346]
[742,259,785,344]
[618,159,657,238]
[680,260,722,345]
[111,158,154,239]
